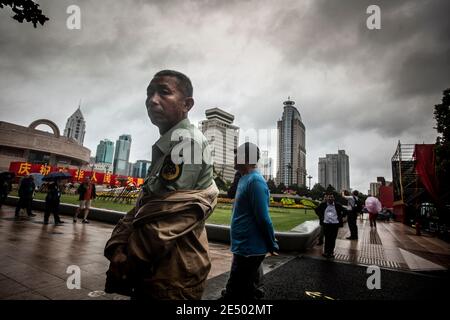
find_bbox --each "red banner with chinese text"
[8,162,144,187]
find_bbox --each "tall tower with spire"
[63,103,86,145]
[276,97,306,187]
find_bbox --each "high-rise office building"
[199,107,239,183]
[113,134,132,176]
[259,150,273,181]
[133,160,151,178]
[318,150,350,192]
[369,182,380,197]
[276,98,306,186]
[63,105,86,145]
[95,139,114,164]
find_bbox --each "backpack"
[352,196,362,213]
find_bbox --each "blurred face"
[145,75,193,134]
[234,154,245,173]
[326,194,335,204]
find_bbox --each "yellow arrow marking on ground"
[305,291,336,300]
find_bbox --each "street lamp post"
[307,175,312,190]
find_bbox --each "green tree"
[434,88,450,202]
[212,166,227,192]
[310,183,326,200]
[297,185,310,197]
[267,178,277,194]
[288,184,299,194]
[0,0,49,27]
[275,183,286,194]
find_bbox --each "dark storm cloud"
[0,0,448,192]
[259,0,449,138]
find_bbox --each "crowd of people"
[315,189,384,259]
[2,174,97,225]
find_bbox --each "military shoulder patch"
[159,155,182,182]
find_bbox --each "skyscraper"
[133,160,151,178]
[63,105,86,145]
[276,98,306,186]
[113,134,132,176]
[199,107,239,183]
[95,139,114,164]
[259,150,273,181]
[318,150,350,192]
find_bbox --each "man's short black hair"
[352,190,359,196]
[154,70,193,98]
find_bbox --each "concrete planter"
[6,196,320,252]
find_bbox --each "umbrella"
[42,172,72,181]
[365,196,382,214]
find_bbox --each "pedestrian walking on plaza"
[0,172,14,209]
[15,175,36,217]
[365,196,382,228]
[44,182,64,225]
[104,70,218,300]
[315,192,346,259]
[342,190,361,240]
[221,142,279,300]
[74,177,96,223]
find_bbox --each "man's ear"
[184,97,194,112]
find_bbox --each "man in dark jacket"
[314,192,346,258]
[15,175,36,217]
[0,174,13,208]
[44,182,64,225]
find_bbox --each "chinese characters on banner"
[8,162,144,187]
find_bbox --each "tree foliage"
[310,183,326,200]
[212,166,227,192]
[434,88,450,201]
[267,179,277,194]
[0,0,49,27]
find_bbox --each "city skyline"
[0,0,448,192]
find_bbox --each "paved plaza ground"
[0,205,448,300]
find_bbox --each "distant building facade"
[369,182,380,197]
[259,150,273,181]
[63,106,86,145]
[199,107,239,183]
[113,134,132,176]
[95,139,114,164]
[0,119,90,171]
[133,160,151,178]
[368,177,391,196]
[276,98,306,187]
[318,150,350,192]
[92,162,112,173]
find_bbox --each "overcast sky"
[0,0,449,192]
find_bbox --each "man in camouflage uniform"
[104,70,218,299]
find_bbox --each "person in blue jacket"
[221,142,279,300]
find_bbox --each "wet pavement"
[305,214,450,272]
[0,205,449,300]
